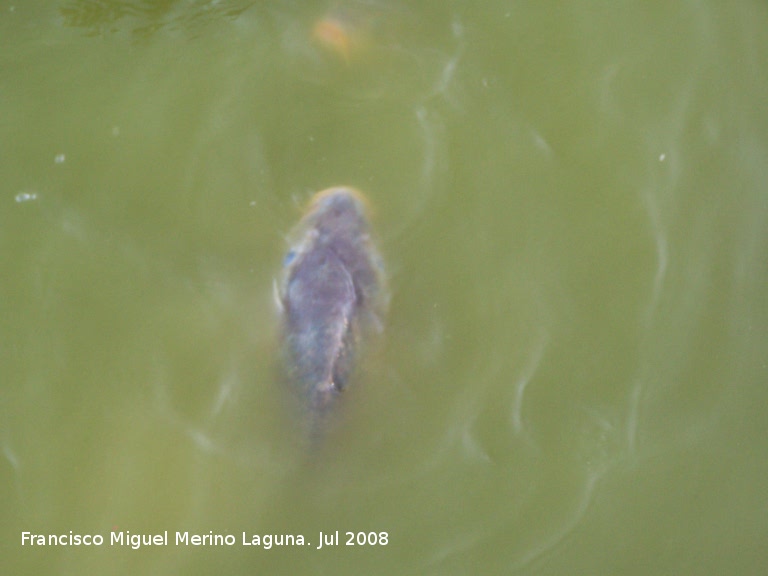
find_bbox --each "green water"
[3,1,767,574]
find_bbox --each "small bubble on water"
[15,191,38,203]
[112,126,121,136]
[659,153,666,162]
[54,153,66,164]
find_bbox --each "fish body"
[278,187,386,420]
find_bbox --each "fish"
[312,11,363,64]
[310,1,411,64]
[277,187,387,429]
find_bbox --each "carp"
[277,187,387,426]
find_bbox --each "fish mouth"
[307,186,372,216]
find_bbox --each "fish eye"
[283,249,297,267]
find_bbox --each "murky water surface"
[3,1,767,574]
